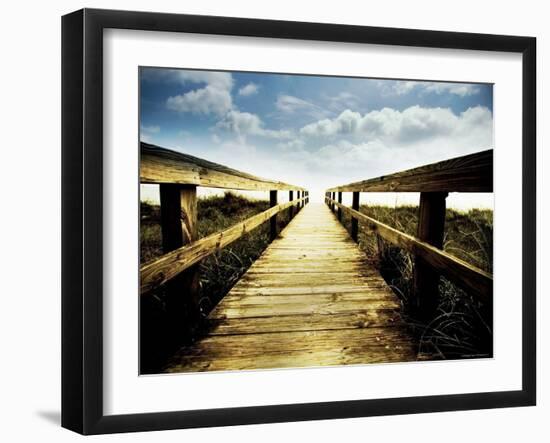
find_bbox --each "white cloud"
[166,85,233,116]
[215,110,292,139]
[175,71,233,90]
[423,82,481,97]
[316,140,384,164]
[301,105,493,193]
[301,109,363,137]
[392,80,481,97]
[276,95,318,113]
[325,91,359,111]
[165,71,234,116]
[161,70,289,140]
[300,105,492,146]
[144,69,233,90]
[238,82,259,96]
[392,81,419,95]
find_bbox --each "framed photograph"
[62,8,536,434]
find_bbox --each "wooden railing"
[140,143,309,308]
[325,149,493,320]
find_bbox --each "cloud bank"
[238,83,259,96]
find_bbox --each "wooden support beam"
[337,192,343,221]
[270,190,278,241]
[413,192,448,320]
[159,183,200,340]
[289,190,294,219]
[351,191,360,242]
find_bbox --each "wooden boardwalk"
[165,203,416,373]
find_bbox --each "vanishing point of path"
[165,202,416,372]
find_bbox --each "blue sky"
[140,67,493,207]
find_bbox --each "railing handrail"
[141,142,306,191]
[140,196,307,295]
[325,196,492,300]
[324,149,494,312]
[326,149,493,193]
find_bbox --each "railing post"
[297,191,301,211]
[159,183,200,340]
[337,191,342,221]
[413,191,448,321]
[289,190,294,220]
[331,192,335,212]
[351,191,360,242]
[270,190,278,241]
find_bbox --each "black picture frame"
[62,8,536,435]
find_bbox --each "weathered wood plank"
[165,327,415,372]
[327,149,493,193]
[209,298,401,319]
[208,311,403,335]
[227,284,393,296]
[141,142,306,191]
[245,265,369,274]
[219,290,399,306]
[237,272,383,287]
